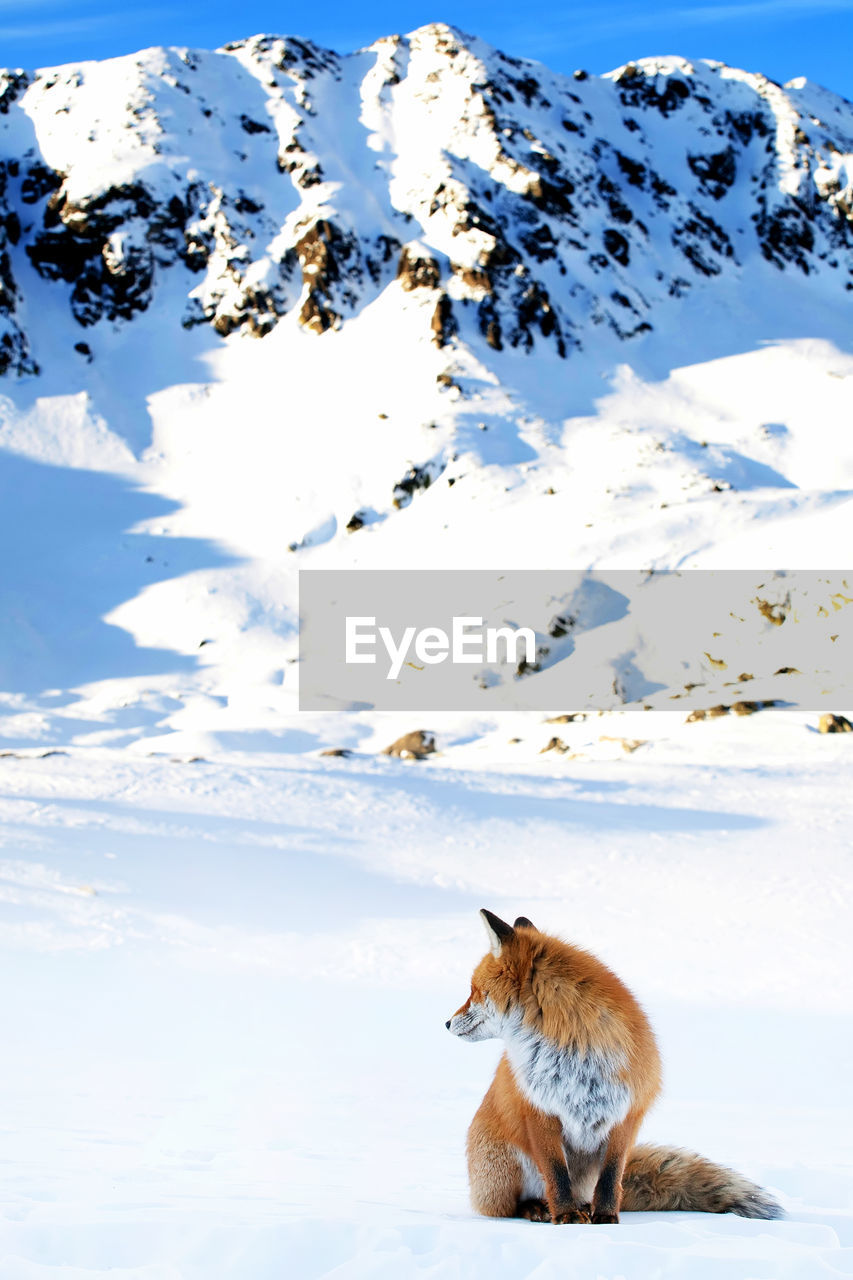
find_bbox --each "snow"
[1,20,852,1278]
[4,292,852,745]
[0,734,851,1276]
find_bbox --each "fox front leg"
[523,1115,590,1225]
[547,1159,592,1225]
[590,1158,622,1224]
[591,1110,643,1224]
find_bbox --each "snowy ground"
[1,713,851,1278]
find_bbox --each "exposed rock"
[687,147,737,200]
[759,206,815,274]
[382,730,436,758]
[0,70,30,115]
[20,163,63,206]
[547,615,575,638]
[754,595,790,626]
[603,228,630,265]
[478,298,502,350]
[673,205,734,276]
[615,65,691,116]
[615,151,646,187]
[818,713,853,733]
[451,262,493,294]
[430,293,456,347]
[295,218,361,333]
[397,245,441,290]
[508,280,562,350]
[299,290,339,333]
[26,181,167,326]
[196,253,299,338]
[525,174,575,220]
[0,165,36,375]
[687,700,774,722]
[392,461,444,508]
[519,223,558,262]
[239,114,271,135]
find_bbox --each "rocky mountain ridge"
[2,23,853,379]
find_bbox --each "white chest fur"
[504,1019,631,1153]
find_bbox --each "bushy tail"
[622,1144,783,1219]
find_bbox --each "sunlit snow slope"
[1,23,852,748]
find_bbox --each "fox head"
[445,908,538,1041]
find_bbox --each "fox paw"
[518,1199,551,1222]
[553,1207,591,1224]
[591,1210,620,1224]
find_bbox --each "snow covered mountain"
[4,24,853,364]
[1,24,852,748]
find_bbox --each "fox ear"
[513,916,535,930]
[480,908,514,957]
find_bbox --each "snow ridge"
[2,25,853,371]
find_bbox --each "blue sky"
[3,0,853,99]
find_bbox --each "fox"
[446,910,782,1224]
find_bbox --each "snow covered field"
[1,713,851,1278]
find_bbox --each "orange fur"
[447,911,782,1223]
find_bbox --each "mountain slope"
[0,25,852,747]
[3,26,853,365]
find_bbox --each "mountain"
[0,24,852,751]
[4,25,853,363]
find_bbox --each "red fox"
[446,910,782,1224]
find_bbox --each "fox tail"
[622,1144,783,1219]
